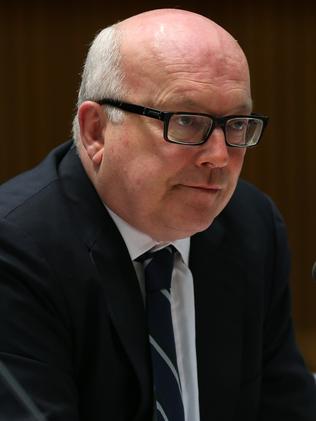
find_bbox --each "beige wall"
[1,0,316,368]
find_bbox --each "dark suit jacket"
[0,141,315,421]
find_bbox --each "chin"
[192,218,216,235]
[174,216,217,239]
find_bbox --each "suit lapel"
[90,222,152,398]
[59,145,152,416]
[190,219,247,420]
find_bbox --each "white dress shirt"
[107,208,200,421]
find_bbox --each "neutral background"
[1,0,315,369]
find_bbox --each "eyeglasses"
[96,98,268,148]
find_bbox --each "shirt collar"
[106,206,190,264]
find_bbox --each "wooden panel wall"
[1,0,315,368]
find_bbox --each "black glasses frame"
[96,98,268,147]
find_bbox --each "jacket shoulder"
[0,141,73,219]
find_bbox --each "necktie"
[138,246,185,421]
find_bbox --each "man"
[0,8,315,421]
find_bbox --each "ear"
[78,101,107,166]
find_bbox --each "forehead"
[123,56,251,115]
[120,22,251,113]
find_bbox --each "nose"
[195,128,229,168]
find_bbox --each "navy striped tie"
[139,246,185,421]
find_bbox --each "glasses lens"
[226,118,263,146]
[168,114,212,144]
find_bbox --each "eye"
[175,115,196,127]
[229,119,248,131]
[168,114,212,143]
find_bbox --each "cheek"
[230,148,246,178]
[103,143,167,198]
[101,123,195,205]
[219,149,246,205]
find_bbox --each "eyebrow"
[164,97,254,115]
[232,99,253,114]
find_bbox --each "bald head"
[119,9,244,62]
[74,9,251,142]
[117,9,250,104]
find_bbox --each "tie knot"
[138,246,175,292]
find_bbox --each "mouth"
[180,184,223,193]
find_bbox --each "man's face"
[93,27,251,241]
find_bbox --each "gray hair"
[72,24,126,144]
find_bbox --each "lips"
[179,184,223,192]
[184,183,222,190]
